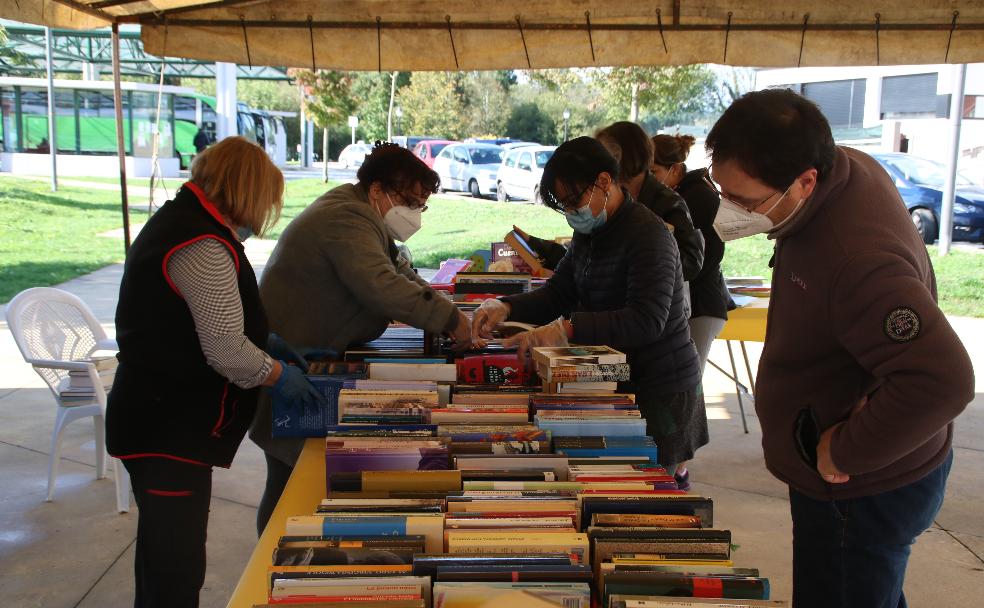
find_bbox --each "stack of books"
[532,393,646,438]
[59,356,116,403]
[532,346,630,393]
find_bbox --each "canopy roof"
[6,1,984,70]
[0,22,289,80]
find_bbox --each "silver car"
[432,143,504,198]
[496,145,556,203]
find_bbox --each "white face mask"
[383,194,422,242]
[712,185,793,242]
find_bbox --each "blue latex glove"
[266,333,309,372]
[271,361,325,416]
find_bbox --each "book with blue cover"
[271,376,348,438]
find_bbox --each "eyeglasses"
[702,171,780,212]
[547,183,597,215]
[394,192,429,212]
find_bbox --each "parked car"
[432,143,504,198]
[405,135,440,150]
[871,152,984,243]
[337,143,373,168]
[500,141,540,151]
[496,145,556,202]
[412,139,457,168]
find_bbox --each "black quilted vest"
[107,183,268,467]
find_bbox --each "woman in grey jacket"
[251,143,472,534]
[472,137,708,487]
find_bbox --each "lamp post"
[562,109,571,143]
[395,106,403,137]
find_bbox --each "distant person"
[706,89,973,607]
[651,133,731,374]
[193,127,210,154]
[251,142,474,535]
[106,137,323,608]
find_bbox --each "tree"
[398,72,467,139]
[462,71,511,137]
[348,72,410,142]
[0,25,30,69]
[712,66,757,112]
[596,65,717,125]
[505,103,557,144]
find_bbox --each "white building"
[755,64,984,184]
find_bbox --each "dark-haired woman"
[651,134,731,376]
[251,143,472,533]
[472,137,708,486]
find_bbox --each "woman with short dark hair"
[472,137,708,484]
[251,142,472,533]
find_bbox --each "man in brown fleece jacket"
[705,89,974,608]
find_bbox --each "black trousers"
[124,457,213,608]
[256,452,294,537]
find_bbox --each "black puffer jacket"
[637,172,705,282]
[503,194,700,394]
[676,169,731,320]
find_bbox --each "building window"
[802,79,867,129]
[881,73,939,119]
[77,90,130,154]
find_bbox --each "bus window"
[253,113,266,148]
[238,111,257,142]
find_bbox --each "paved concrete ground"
[0,241,981,607]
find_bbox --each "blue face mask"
[235,225,253,241]
[564,186,608,234]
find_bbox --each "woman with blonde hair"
[107,136,322,607]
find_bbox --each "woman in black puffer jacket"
[472,137,708,478]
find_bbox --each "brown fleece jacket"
[756,146,974,500]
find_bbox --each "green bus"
[0,77,287,169]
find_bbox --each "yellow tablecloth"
[718,297,769,343]
[227,439,326,608]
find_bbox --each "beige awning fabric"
[6,1,984,69]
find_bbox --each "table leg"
[740,341,756,394]
[726,340,749,434]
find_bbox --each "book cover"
[272,546,418,566]
[491,240,536,275]
[286,515,445,553]
[455,353,533,385]
[369,363,458,382]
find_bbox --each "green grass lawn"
[1,175,981,318]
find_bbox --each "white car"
[432,143,504,198]
[496,145,556,203]
[338,143,373,168]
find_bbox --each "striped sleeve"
[166,238,274,388]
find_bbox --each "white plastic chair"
[5,287,130,513]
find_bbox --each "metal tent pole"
[938,63,967,257]
[44,27,58,191]
[112,23,132,253]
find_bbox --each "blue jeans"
[789,450,952,608]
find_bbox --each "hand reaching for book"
[502,317,569,361]
[266,333,309,373]
[471,298,511,341]
[448,309,474,352]
[271,362,326,416]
